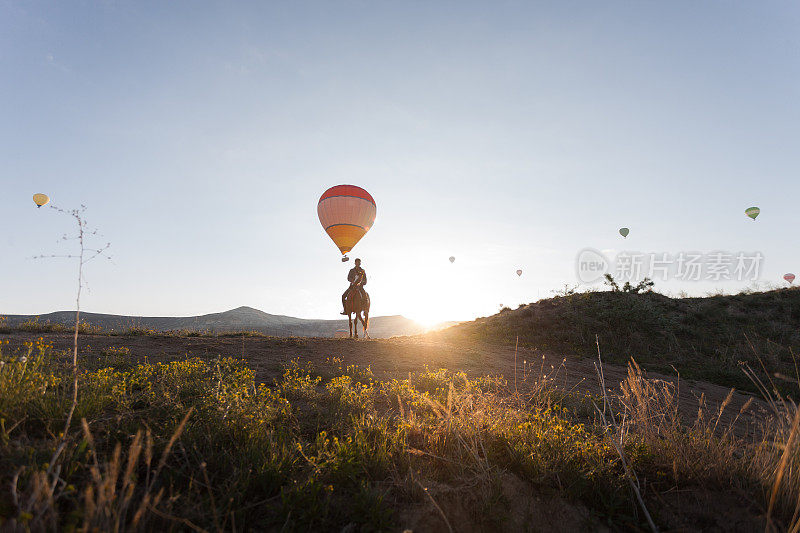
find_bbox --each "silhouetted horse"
[344,280,370,339]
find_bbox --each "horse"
[344,282,370,339]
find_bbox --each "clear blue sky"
[2,1,798,323]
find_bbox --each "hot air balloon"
[784,273,795,284]
[516,269,522,277]
[619,227,629,238]
[33,193,49,208]
[449,256,455,264]
[317,185,376,261]
[745,207,760,220]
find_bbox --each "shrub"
[0,344,795,531]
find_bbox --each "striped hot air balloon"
[784,273,795,284]
[745,207,760,220]
[317,185,376,259]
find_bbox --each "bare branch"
[34,203,111,491]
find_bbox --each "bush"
[11,316,102,334]
[0,343,795,531]
[604,273,655,293]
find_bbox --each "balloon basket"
[342,255,349,262]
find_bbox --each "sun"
[397,292,474,329]
[375,253,494,327]
[411,314,447,330]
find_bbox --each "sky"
[2,1,799,325]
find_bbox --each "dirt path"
[2,332,767,439]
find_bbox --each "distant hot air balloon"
[516,269,522,277]
[449,256,455,263]
[33,193,49,208]
[317,185,376,261]
[745,207,760,220]
[784,273,795,284]
[619,227,629,238]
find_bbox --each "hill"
[1,306,431,338]
[433,287,800,391]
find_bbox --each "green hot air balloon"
[619,227,629,238]
[745,207,760,220]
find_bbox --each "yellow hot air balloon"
[33,193,50,208]
[317,185,376,259]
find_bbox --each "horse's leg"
[348,313,353,338]
[357,311,368,339]
[354,311,359,339]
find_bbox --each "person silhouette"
[341,258,367,315]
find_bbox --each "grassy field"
[1,335,798,531]
[435,288,800,394]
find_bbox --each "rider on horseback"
[341,258,367,315]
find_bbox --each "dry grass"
[0,338,798,531]
[437,288,800,394]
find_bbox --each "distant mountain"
[1,306,439,338]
